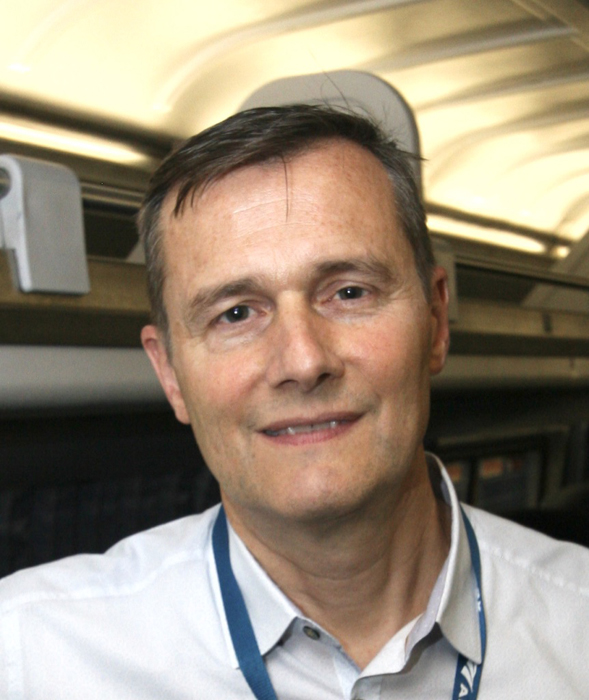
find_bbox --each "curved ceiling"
[0,0,588,264]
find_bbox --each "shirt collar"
[210,454,482,670]
[429,453,483,664]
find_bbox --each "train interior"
[1,0,589,577]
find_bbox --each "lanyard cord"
[212,507,278,700]
[213,505,486,700]
[452,507,487,700]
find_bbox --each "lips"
[261,413,360,438]
[264,419,344,437]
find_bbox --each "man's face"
[142,140,449,525]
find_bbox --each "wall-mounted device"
[0,154,90,294]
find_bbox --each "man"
[1,105,588,698]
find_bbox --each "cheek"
[356,313,430,391]
[178,364,247,483]
[176,348,261,434]
[362,320,432,456]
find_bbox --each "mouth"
[263,419,348,437]
[260,412,361,443]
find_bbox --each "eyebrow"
[314,257,398,285]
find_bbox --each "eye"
[335,285,367,300]
[219,305,252,324]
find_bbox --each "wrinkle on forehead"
[163,139,399,255]
[184,139,383,209]
[216,157,294,225]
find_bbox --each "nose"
[266,300,344,392]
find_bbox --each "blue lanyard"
[453,507,487,699]
[212,506,486,700]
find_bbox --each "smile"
[264,420,345,437]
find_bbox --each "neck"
[223,457,451,669]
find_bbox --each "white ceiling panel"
[0,0,588,263]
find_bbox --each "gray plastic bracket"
[0,154,90,294]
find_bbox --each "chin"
[270,483,381,526]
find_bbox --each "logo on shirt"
[459,659,479,698]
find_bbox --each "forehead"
[161,139,398,236]
[158,140,410,294]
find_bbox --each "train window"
[445,460,470,503]
[474,450,542,513]
[445,448,542,514]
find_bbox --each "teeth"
[266,420,341,437]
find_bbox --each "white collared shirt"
[1,456,588,699]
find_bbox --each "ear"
[141,325,191,424]
[428,266,450,376]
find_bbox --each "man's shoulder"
[461,507,589,693]
[464,504,589,600]
[0,505,220,614]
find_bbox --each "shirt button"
[303,625,320,640]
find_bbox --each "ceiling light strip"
[426,204,564,246]
[429,215,546,254]
[0,117,151,165]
